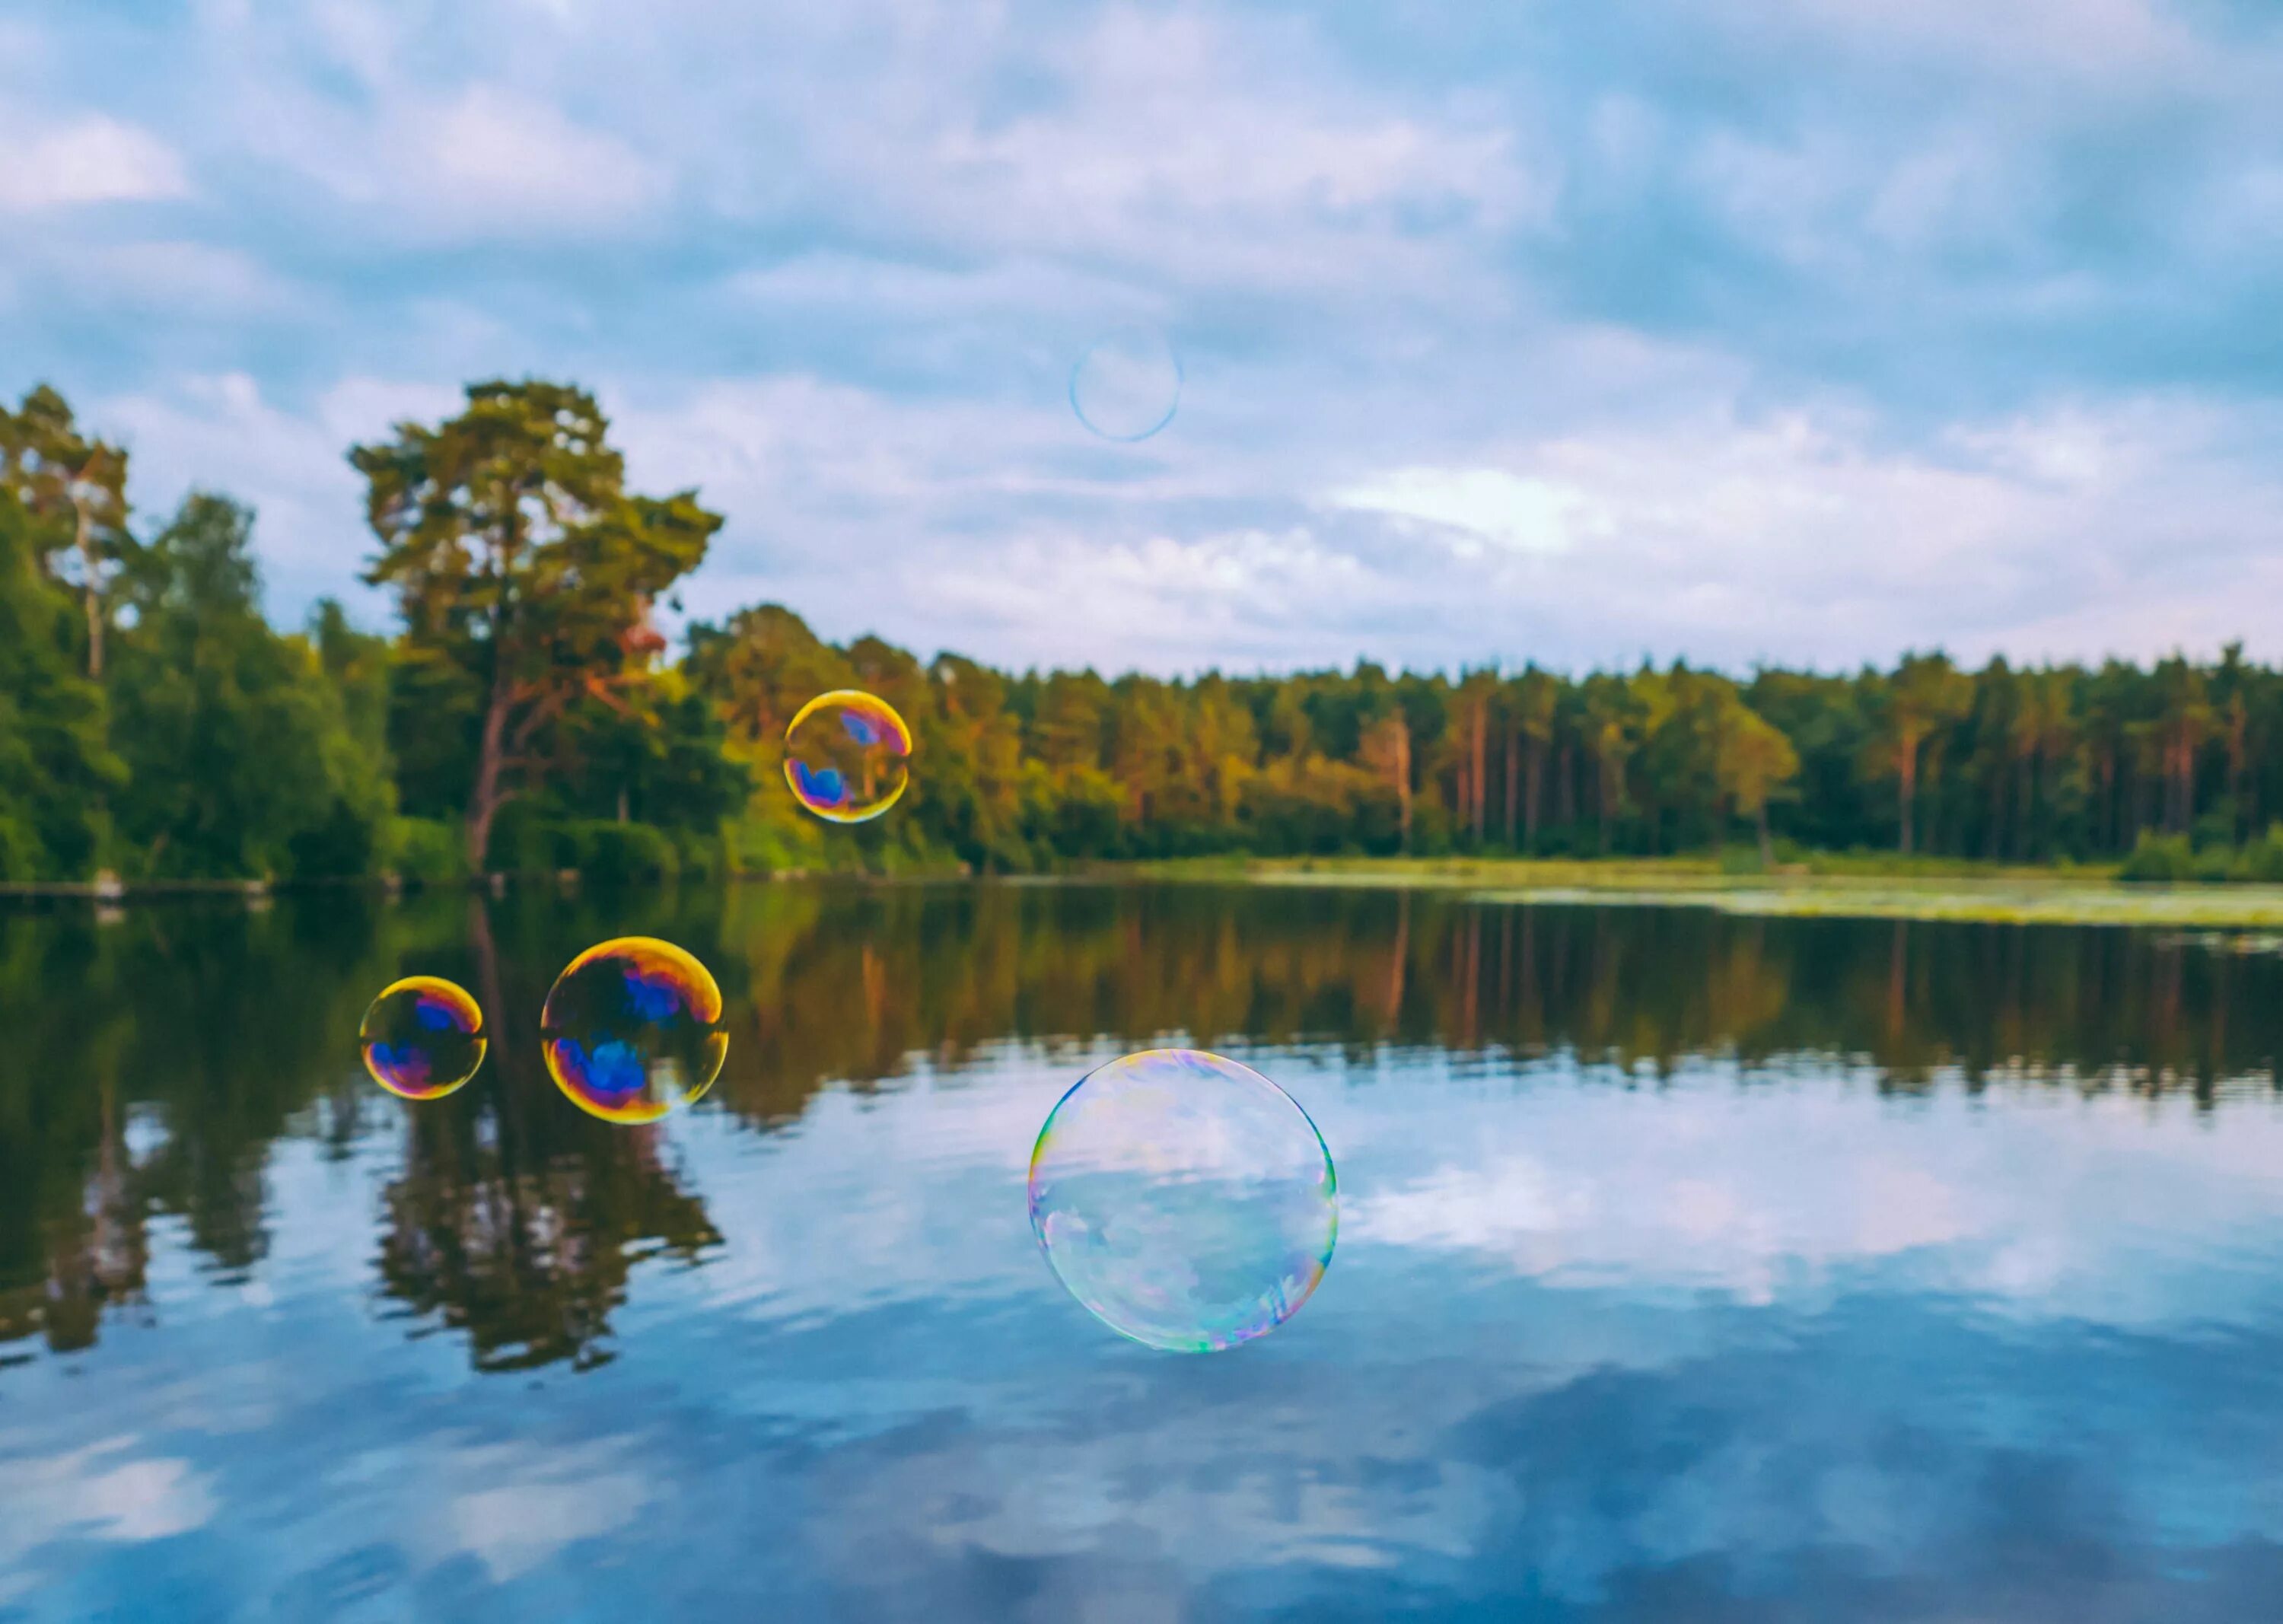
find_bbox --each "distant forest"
[4,377,2279,887]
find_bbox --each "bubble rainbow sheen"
[1027,1048,1338,1353]
[784,689,912,823]
[540,937,728,1125]
[359,976,486,1101]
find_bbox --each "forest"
[5,376,2281,890]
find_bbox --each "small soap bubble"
[1028,1048,1337,1352]
[1070,326,1181,441]
[541,938,728,1124]
[359,976,486,1100]
[785,689,912,823]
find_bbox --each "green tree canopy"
[351,381,722,866]
[107,493,393,880]
[0,384,129,678]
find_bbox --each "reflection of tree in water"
[702,882,2283,1110]
[3,1075,151,1352]
[0,891,460,1351]
[376,1105,719,1371]
[5,881,2281,1360]
[371,899,720,1371]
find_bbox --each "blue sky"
[3,0,2281,674]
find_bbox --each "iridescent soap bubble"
[359,976,486,1100]
[1028,1048,1337,1352]
[541,938,728,1124]
[1070,325,1181,441]
[785,689,912,823]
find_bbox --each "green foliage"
[0,493,123,880]
[0,383,129,680]
[386,817,468,887]
[106,494,391,880]
[2233,825,2283,883]
[352,381,721,868]
[2119,833,2196,884]
[563,820,680,885]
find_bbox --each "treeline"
[5,377,2282,886]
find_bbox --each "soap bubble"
[1028,1048,1337,1352]
[541,938,728,1124]
[360,976,486,1100]
[1070,326,1181,441]
[785,689,912,823]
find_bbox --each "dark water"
[4,881,2281,1621]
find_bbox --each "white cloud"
[416,84,664,225]
[619,369,2283,675]
[101,372,461,619]
[893,8,1537,293]
[5,0,2281,667]
[0,117,190,211]
[1327,467,1603,558]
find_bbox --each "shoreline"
[12,858,2283,929]
[1122,856,2283,928]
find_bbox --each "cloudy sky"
[4,0,2281,675]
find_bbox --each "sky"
[2,0,2281,677]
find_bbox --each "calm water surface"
[3,882,2281,1620]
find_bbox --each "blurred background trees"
[8,377,2283,885]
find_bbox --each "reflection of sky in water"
[5,1041,2283,1619]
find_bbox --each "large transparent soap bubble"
[1028,1048,1337,1352]
[541,938,728,1124]
[1069,326,1181,442]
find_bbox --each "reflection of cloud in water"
[1326,1051,2283,1331]
[0,1438,219,1607]
[439,1441,655,1581]
[672,1040,2283,1338]
[7,1037,2283,1617]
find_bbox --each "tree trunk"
[2016,751,2034,861]
[2228,706,2248,841]
[72,495,103,680]
[466,496,525,872]
[1897,734,1918,855]
[1524,740,1544,851]
[1504,731,1520,848]
[466,678,514,870]
[1756,800,1773,866]
[1470,700,1487,842]
[1393,718,1412,852]
[1983,756,2007,860]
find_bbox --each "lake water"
[3,881,2281,1621]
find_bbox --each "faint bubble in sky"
[1028,1048,1338,1352]
[359,976,486,1100]
[542,937,728,1124]
[1070,326,1182,442]
[785,689,912,823]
